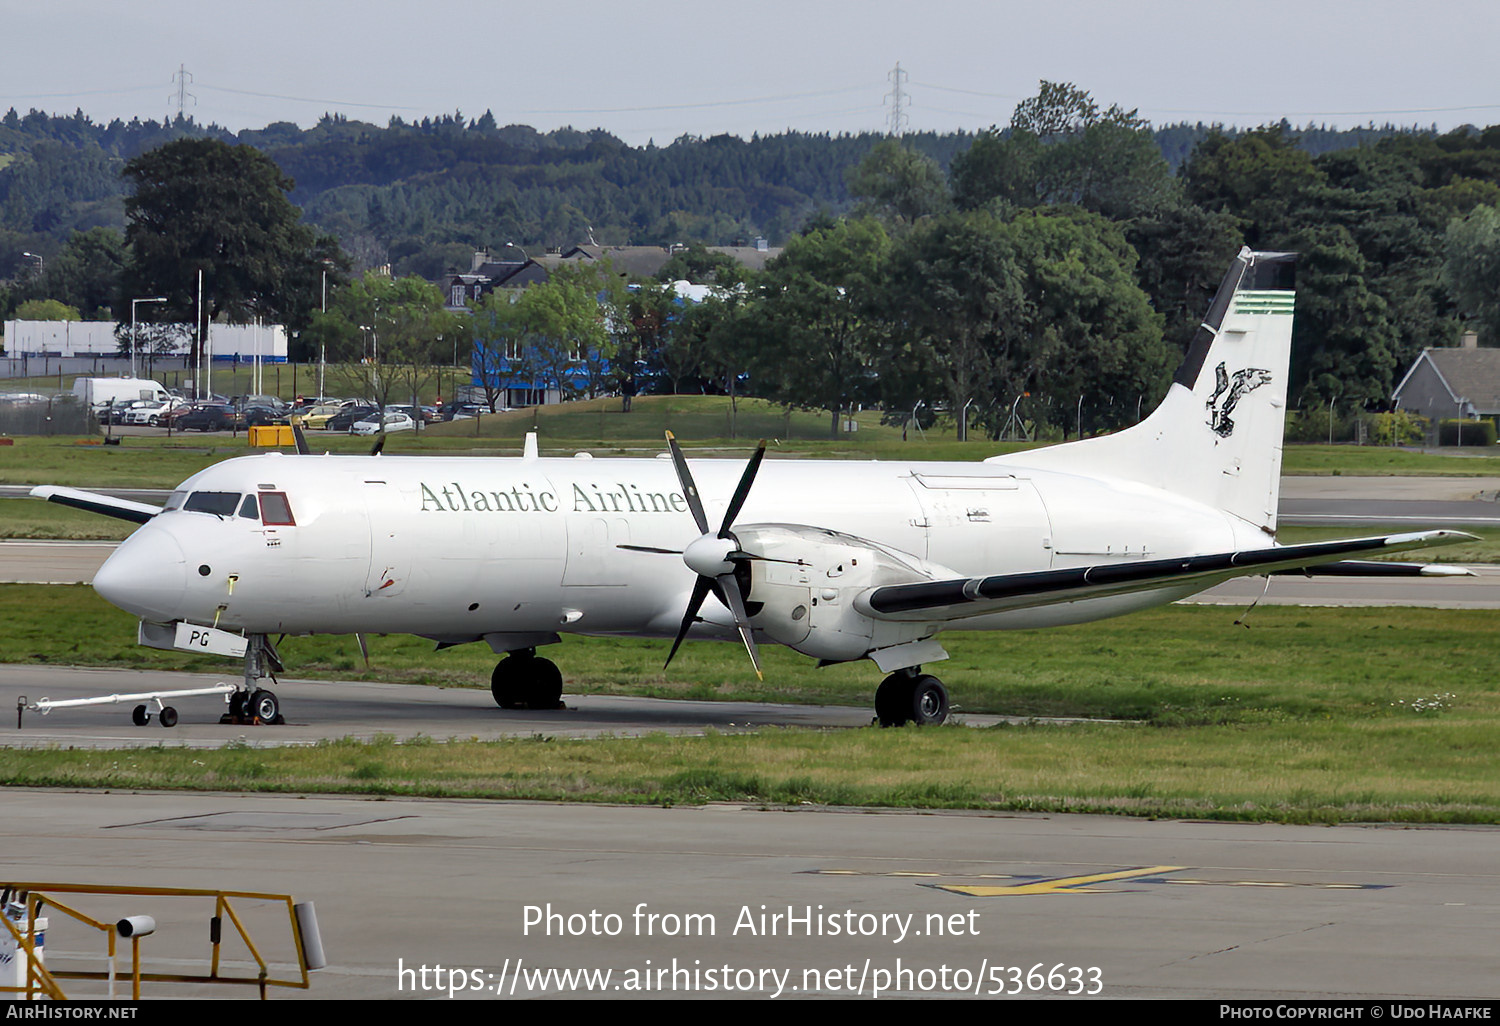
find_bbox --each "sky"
[3,1,1499,144]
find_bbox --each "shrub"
[1438,419,1498,446]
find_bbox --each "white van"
[72,377,170,408]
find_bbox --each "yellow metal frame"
[0,881,314,1001]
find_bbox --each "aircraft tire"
[490,657,529,709]
[909,676,949,726]
[875,674,912,727]
[159,706,178,728]
[524,658,564,710]
[131,704,150,726]
[249,689,280,723]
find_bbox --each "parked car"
[443,403,491,421]
[97,400,155,425]
[290,404,344,430]
[350,411,415,435]
[160,403,209,429]
[388,404,439,426]
[175,404,237,432]
[240,405,289,428]
[327,406,377,432]
[124,398,185,426]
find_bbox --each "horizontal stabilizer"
[30,485,161,524]
[860,530,1474,622]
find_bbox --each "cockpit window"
[260,491,295,526]
[164,490,187,512]
[238,494,259,520]
[183,491,241,516]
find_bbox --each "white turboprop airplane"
[33,247,1470,727]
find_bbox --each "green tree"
[654,243,747,287]
[471,264,617,407]
[1010,80,1144,138]
[1184,128,1325,248]
[845,138,950,227]
[121,138,340,374]
[1007,209,1172,436]
[24,227,125,318]
[1288,223,1400,405]
[315,272,463,418]
[14,298,80,320]
[520,264,616,400]
[952,84,1169,223]
[1124,200,1244,351]
[740,217,891,437]
[1442,203,1500,346]
[884,208,1169,439]
[949,128,1041,212]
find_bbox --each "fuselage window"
[260,491,295,526]
[184,491,241,516]
[239,494,260,520]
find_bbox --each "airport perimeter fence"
[0,393,95,436]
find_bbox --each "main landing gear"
[490,649,565,710]
[222,634,286,725]
[875,667,949,727]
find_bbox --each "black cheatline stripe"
[866,537,1390,615]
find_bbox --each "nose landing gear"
[221,634,286,725]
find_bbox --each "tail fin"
[992,246,1296,535]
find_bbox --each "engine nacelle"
[734,524,954,667]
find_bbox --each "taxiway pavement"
[4,790,1495,1000]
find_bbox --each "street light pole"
[319,269,328,399]
[131,296,168,379]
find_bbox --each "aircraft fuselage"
[95,450,1251,648]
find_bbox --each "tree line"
[7,82,1500,431]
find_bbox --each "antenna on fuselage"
[523,431,538,460]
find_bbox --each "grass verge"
[6,395,1500,491]
[1,585,1496,823]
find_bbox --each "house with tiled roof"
[441,248,551,310]
[1392,332,1500,439]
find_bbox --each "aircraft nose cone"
[93,527,187,622]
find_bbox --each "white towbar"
[18,684,237,729]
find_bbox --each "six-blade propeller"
[661,431,767,680]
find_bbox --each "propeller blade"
[370,434,385,457]
[355,632,370,667]
[717,572,763,681]
[718,439,767,538]
[665,431,709,535]
[291,422,311,455]
[616,544,683,555]
[664,575,714,671]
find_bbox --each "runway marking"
[1142,876,1390,890]
[936,865,1189,896]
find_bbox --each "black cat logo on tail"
[1206,362,1272,437]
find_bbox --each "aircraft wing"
[860,530,1474,622]
[30,485,161,524]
